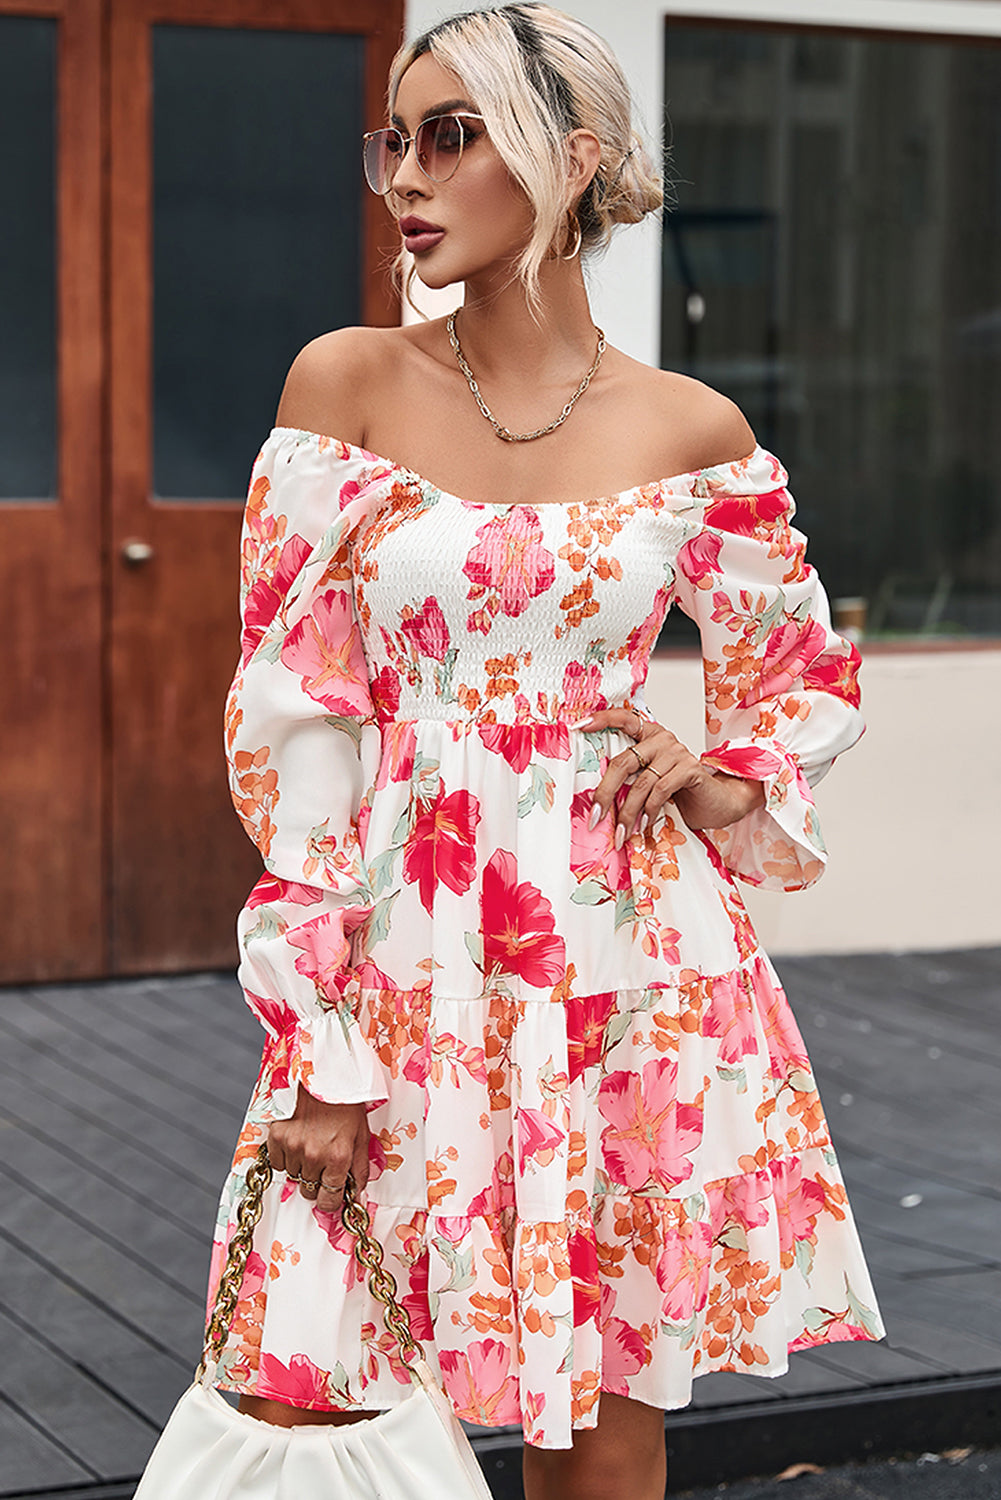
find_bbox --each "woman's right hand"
[267,1086,371,1215]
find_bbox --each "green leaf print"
[750,589,787,646]
[432,1236,475,1294]
[613,889,638,931]
[390,805,412,846]
[576,739,602,776]
[241,907,288,949]
[716,1064,748,1094]
[717,1223,749,1252]
[571,879,609,906]
[323,714,364,751]
[794,1237,816,1280]
[433,647,460,703]
[364,890,399,947]
[583,639,608,666]
[844,1275,882,1337]
[367,844,399,897]
[464,930,484,971]
[517,762,556,817]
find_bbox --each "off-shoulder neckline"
[267,426,777,510]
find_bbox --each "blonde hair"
[387,3,663,312]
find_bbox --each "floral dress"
[209,425,884,1450]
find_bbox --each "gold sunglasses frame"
[362,112,487,196]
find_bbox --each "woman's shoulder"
[623,360,757,476]
[275,325,416,446]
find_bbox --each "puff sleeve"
[224,428,395,1119]
[670,451,863,891]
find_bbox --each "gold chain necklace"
[446,309,606,443]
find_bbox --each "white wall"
[402,0,1001,954]
[644,649,1001,955]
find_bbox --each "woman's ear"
[565,128,602,207]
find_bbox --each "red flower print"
[280,589,370,715]
[477,720,570,772]
[463,511,555,633]
[287,912,356,1001]
[400,595,450,661]
[570,790,631,891]
[559,660,607,718]
[704,488,788,537]
[703,743,784,782]
[370,664,401,719]
[243,988,296,1040]
[569,1225,600,1328]
[773,1156,825,1260]
[743,616,831,707]
[402,786,481,915]
[257,1352,336,1408]
[703,971,760,1064]
[566,989,617,1082]
[750,957,811,1075]
[802,644,862,709]
[245,873,320,911]
[517,1106,565,1173]
[624,588,670,691]
[481,849,566,987]
[676,530,722,589]
[241,531,311,665]
[655,1220,712,1322]
[598,1058,703,1190]
[601,1314,649,1397]
[400,1250,434,1342]
[708,1168,773,1234]
[375,719,416,788]
[438,1337,520,1425]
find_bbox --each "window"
[662,22,1001,639]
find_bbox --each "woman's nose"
[390,137,426,196]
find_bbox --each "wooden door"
[0,0,401,983]
[108,0,401,973]
[0,1,104,980]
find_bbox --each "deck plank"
[1,949,999,1497]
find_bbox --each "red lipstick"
[399,215,445,255]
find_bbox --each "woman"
[212,6,884,1497]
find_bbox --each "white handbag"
[134,1146,494,1499]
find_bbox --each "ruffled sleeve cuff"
[699,738,827,891]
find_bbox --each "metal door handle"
[121,539,154,565]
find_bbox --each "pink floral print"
[210,428,883,1451]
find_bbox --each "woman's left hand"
[577,706,764,844]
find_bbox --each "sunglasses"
[362,112,486,196]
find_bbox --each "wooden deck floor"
[1,948,998,1496]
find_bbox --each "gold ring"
[299,1178,321,1192]
[286,1172,301,1184]
[320,1178,346,1194]
[628,744,650,772]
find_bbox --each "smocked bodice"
[351,482,679,725]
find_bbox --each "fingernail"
[577,715,594,729]
[614,821,625,850]
[588,802,602,831]
[639,813,648,836]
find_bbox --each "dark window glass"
[153,26,364,498]
[0,18,57,500]
[662,24,1001,639]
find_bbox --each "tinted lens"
[362,129,403,193]
[416,114,467,182]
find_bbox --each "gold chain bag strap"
[134,1144,492,1500]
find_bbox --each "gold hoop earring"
[560,209,582,261]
